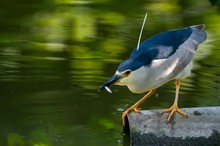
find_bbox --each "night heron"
[99,24,207,125]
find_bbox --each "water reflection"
[0,0,220,145]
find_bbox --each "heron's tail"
[190,24,207,44]
[190,24,205,30]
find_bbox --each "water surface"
[0,0,220,145]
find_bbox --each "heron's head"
[98,59,143,93]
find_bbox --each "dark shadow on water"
[123,115,131,146]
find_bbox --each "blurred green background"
[0,0,220,145]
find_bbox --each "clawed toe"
[162,103,188,122]
[122,106,142,126]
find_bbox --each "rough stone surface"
[126,107,220,146]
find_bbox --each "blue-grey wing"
[117,25,207,72]
[129,25,207,66]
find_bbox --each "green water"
[0,0,220,145]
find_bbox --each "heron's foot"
[162,103,188,123]
[122,106,142,126]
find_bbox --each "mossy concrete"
[125,107,220,146]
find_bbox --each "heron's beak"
[98,74,121,92]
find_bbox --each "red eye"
[125,70,131,76]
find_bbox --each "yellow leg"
[162,79,188,122]
[122,89,156,126]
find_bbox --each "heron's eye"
[124,70,131,76]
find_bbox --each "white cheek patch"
[115,71,120,75]
[104,86,112,93]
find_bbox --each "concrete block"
[125,107,220,146]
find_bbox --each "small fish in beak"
[104,86,112,93]
[98,74,121,93]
